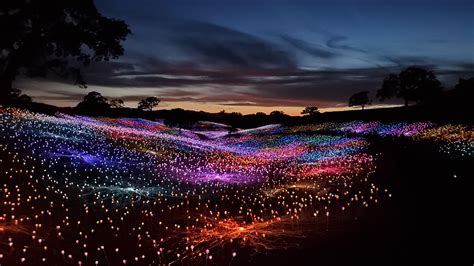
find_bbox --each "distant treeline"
[9,94,473,129]
[6,75,473,128]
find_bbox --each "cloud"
[280,35,338,59]
[326,36,367,53]
[381,55,432,67]
[166,20,296,69]
[81,61,398,106]
[22,50,473,109]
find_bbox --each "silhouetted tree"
[441,77,474,107]
[270,110,285,116]
[10,88,31,102]
[164,108,196,132]
[377,74,398,103]
[138,97,160,111]
[0,0,130,105]
[455,77,474,91]
[17,94,32,103]
[301,106,320,116]
[75,91,110,113]
[7,88,32,106]
[377,67,442,106]
[255,112,266,116]
[269,111,289,123]
[110,99,124,108]
[349,91,371,110]
[227,112,243,129]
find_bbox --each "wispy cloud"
[280,34,338,59]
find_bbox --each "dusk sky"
[18,0,474,115]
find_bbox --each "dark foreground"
[250,138,471,266]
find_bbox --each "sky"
[19,0,474,115]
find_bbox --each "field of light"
[0,108,472,265]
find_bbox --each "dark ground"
[244,138,472,266]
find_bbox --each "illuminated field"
[0,108,472,265]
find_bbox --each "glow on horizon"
[23,97,403,116]
[18,79,403,116]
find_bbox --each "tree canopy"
[138,97,160,111]
[10,88,32,104]
[377,67,442,106]
[270,110,286,116]
[110,99,124,108]
[301,106,320,116]
[455,77,474,91]
[349,91,371,110]
[0,0,130,104]
[75,91,110,113]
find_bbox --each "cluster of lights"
[286,120,473,157]
[6,108,470,264]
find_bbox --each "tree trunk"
[404,98,409,107]
[362,105,365,110]
[0,75,13,106]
